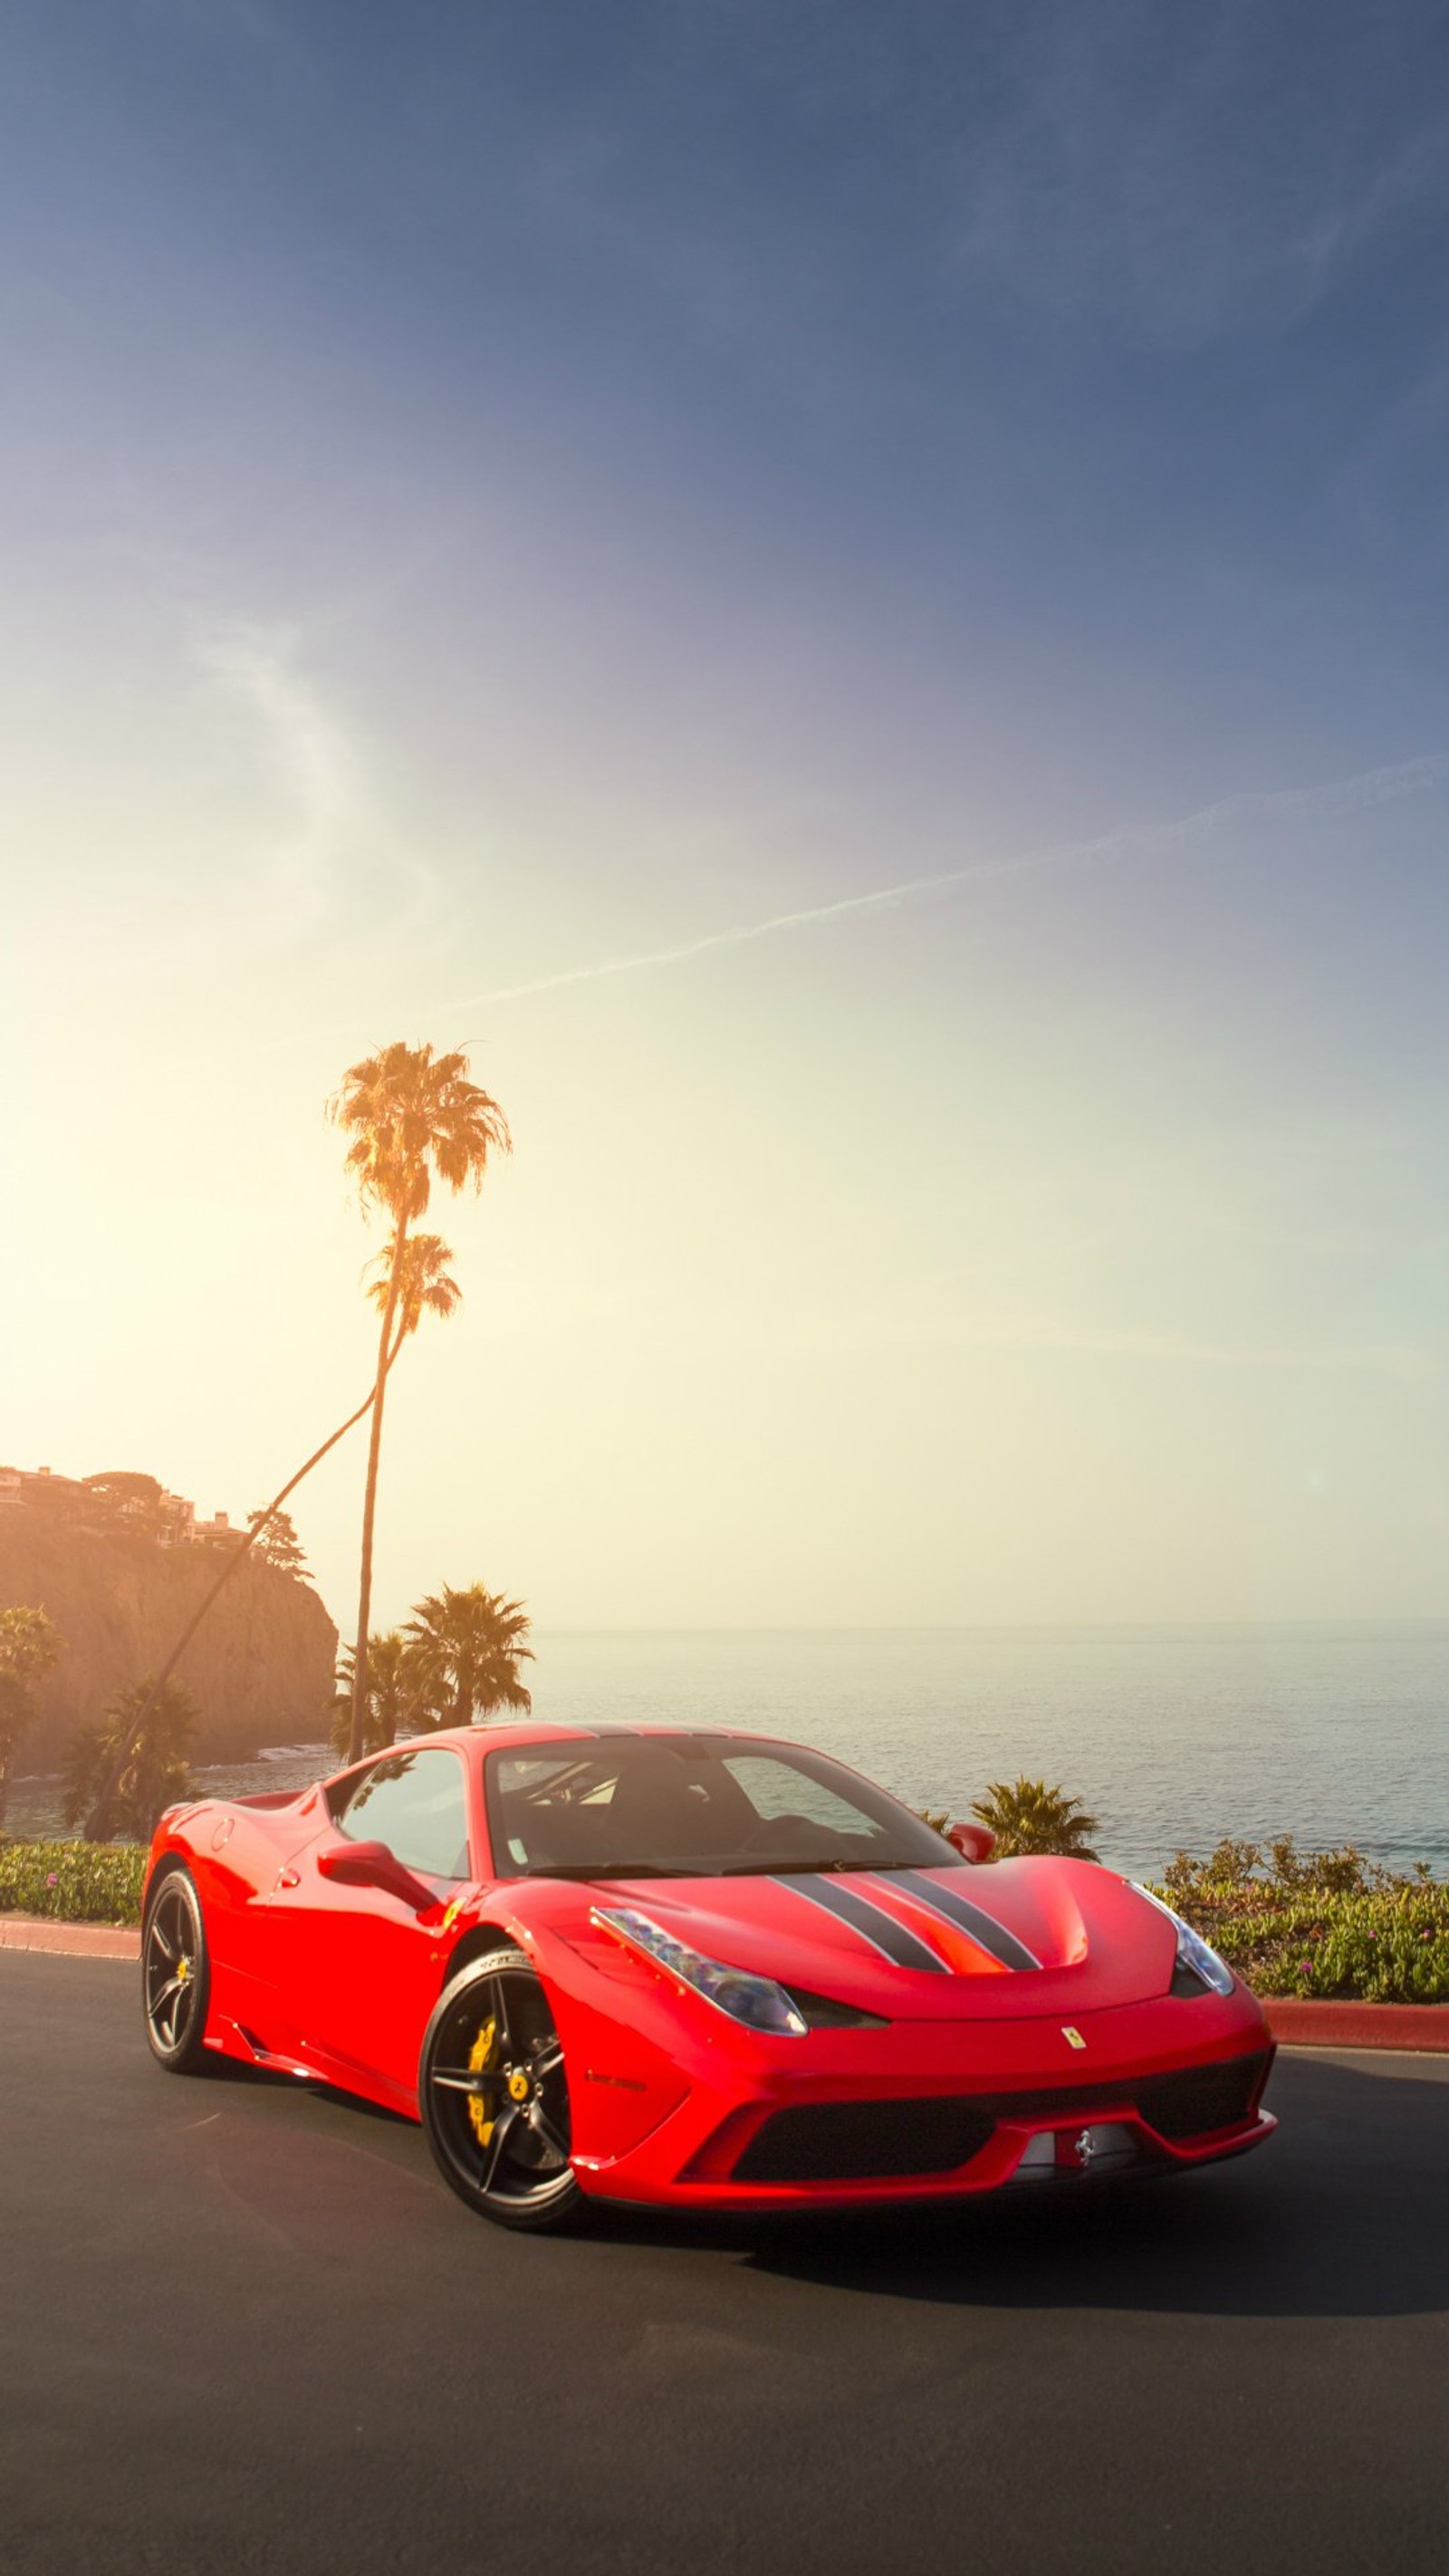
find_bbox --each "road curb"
[1263,1995,1449,2052]
[0,1915,139,1960]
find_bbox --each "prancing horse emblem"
[1074,2128,1097,2167]
[1061,2024,1087,2050]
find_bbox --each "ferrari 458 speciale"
[141,1721,1275,2228]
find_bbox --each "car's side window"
[331,1748,471,1880]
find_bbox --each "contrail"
[268,747,1446,1062]
[430,749,1449,1017]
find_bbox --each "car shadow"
[589,2057,1449,2321]
[222,2044,1449,2320]
[197,2051,416,2123]
[308,2079,416,2126]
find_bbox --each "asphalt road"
[4,1956,1449,2576]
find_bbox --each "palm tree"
[328,1630,442,1759]
[331,1043,511,1764]
[65,1678,198,1842]
[970,1777,1101,1860]
[82,1248,458,1841]
[0,1605,62,1830]
[365,1228,462,1340]
[403,1584,533,1730]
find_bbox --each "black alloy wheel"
[420,1947,582,2232]
[141,1866,212,2073]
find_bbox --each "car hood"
[539,1859,1178,2020]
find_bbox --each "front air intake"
[731,2048,1271,2184]
[733,2097,996,2183]
[1134,2051,1272,2141]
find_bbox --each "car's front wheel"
[141,1865,212,2073]
[419,1948,582,2232]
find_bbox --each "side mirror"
[945,1819,996,1864]
[317,1838,437,1913]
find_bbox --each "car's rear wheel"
[141,1866,212,2073]
[419,1948,583,2232]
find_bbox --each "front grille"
[734,2098,996,2183]
[1135,2052,1271,2140]
[979,2049,1271,2143]
[729,2050,1271,2185]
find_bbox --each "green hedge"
[1164,1885,1449,2003]
[5,1823,1449,1997]
[0,1839,147,1926]
[1155,1838,1449,2004]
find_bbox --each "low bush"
[7,1820,1448,1997]
[1155,1837,1449,2004]
[0,1837,147,1925]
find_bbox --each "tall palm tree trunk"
[347,1215,408,1764]
[84,1329,411,1842]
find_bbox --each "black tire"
[419,1947,584,2233]
[141,1864,212,2074]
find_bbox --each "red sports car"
[141,1722,1275,2230]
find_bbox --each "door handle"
[274,1868,301,1890]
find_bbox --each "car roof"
[378,1717,788,1763]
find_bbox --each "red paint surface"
[129,1722,1291,2207]
[12,1901,1448,2066]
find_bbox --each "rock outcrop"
[0,1503,338,1766]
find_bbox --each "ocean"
[12,1623,1448,1879]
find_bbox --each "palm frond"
[969,1776,1101,1860]
[62,1676,199,1839]
[330,1628,445,1755]
[401,1583,533,1726]
[364,1230,462,1342]
[329,1040,511,1222]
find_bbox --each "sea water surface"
[17,1624,1447,1879]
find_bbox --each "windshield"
[484,1735,953,1879]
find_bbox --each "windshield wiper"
[513,1860,681,1881]
[510,1854,911,1882]
[718,1857,896,1876]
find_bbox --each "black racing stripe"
[773,1875,949,1974]
[897,1873,1041,1972]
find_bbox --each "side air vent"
[784,1988,891,2030]
[1170,1959,1212,1996]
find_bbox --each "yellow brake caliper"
[467,2015,498,2148]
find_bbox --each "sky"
[2,0,1447,1633]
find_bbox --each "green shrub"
[1152,1835,1449,2003]
[7,1812,1448,1996]
[0,1837,146,1925]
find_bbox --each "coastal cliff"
[0,1504,338,1765]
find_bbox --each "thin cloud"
[428,748,1449,1018]
[197,624,364,927]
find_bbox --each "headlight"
[591,1905,809,2036]
[1132,1885,1236,1997]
